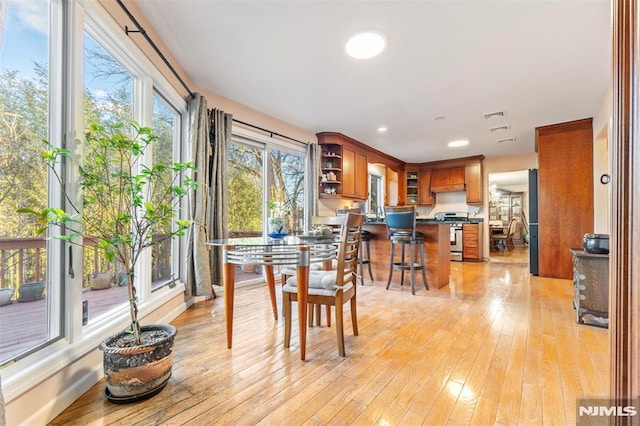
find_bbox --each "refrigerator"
[528,168,539,275]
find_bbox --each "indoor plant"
[18,121,196,401]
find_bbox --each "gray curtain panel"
[186,94,214,298]
[209,108,233,287]
[305,142,320,231]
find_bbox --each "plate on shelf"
[267,232,288,239]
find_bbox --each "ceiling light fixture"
[346,29,387,59]
[448,140,469,148]
[377,126,388,133]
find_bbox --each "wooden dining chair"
[282,212,365,357]
[281,215,344,326]
[491,218,518,251]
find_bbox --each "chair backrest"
[384,205,417,238]
[507,218,518,236]
[335,213,365,286]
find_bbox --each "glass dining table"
[206,235,337,360]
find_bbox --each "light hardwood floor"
[51,259,609,425]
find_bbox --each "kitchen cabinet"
[404,168,435,206]
[319,144,343,198]
[318,133,368,200]
[342,146,368,199]
[463,223,483,262]
[464,162,483,204]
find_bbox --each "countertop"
[363,218,484,225]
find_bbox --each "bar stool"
[384,205,428,295]
[358,230,374,285]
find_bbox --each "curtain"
[305,142,320,231]
[209,108,233,286]
[186,94,214,298]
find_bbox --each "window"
[0,0,57,364]
[269,148,305,235]
[82,31,134,323]
[369,173,383,214]
[227,132,308,283]
[0,0,188,367]
[151,92,180,289]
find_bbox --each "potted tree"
[19,122,196,402]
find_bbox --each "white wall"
[593,87,612,234]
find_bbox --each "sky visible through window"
[0,0,117,105]
[0,0,48,79]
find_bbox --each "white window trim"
[2,0,191,398]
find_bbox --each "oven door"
[450,225,463,261]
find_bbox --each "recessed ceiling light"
[448,140,469,148]
[377,126,388,133]
[346,29,387,59]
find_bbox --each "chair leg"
[350,296,358,336]
[420,243,429,290]
[366,245,374,282]
[409,243,416,295]
[336,295,346,357]
[283,291,292,349]
[386,242,395,289]
[400,243,406,286]
[326,305,331,327]
[309,303,321,327]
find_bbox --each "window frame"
[2,0,190,399]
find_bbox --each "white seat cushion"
[280,259,338,276]
[284,269,354,291]
[283,279,353,297]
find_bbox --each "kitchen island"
[362,221,451,289]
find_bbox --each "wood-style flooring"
[50,258,609,425]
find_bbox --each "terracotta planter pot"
[100,324,177,402]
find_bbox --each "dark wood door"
[536,118,594,279]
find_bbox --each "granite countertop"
[364,218,484,225]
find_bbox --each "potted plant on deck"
[19,122,196,402]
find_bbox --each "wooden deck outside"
[0,265,259,362]
[50,253,609,425]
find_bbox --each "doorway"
[488,170,529,265]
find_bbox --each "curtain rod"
[115,1,310,146]
[232,119,309,145]
[115,0,195,99]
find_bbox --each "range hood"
[430,167,466,192]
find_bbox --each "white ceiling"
[136,0,611,163]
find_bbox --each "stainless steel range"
[435,212,469,262]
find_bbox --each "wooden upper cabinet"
[464,162,483,204]
[419,168,435,206]
[342,145,368,200]
[404,167,435,206]
[318,132,369,200]
[430,167,465,192]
